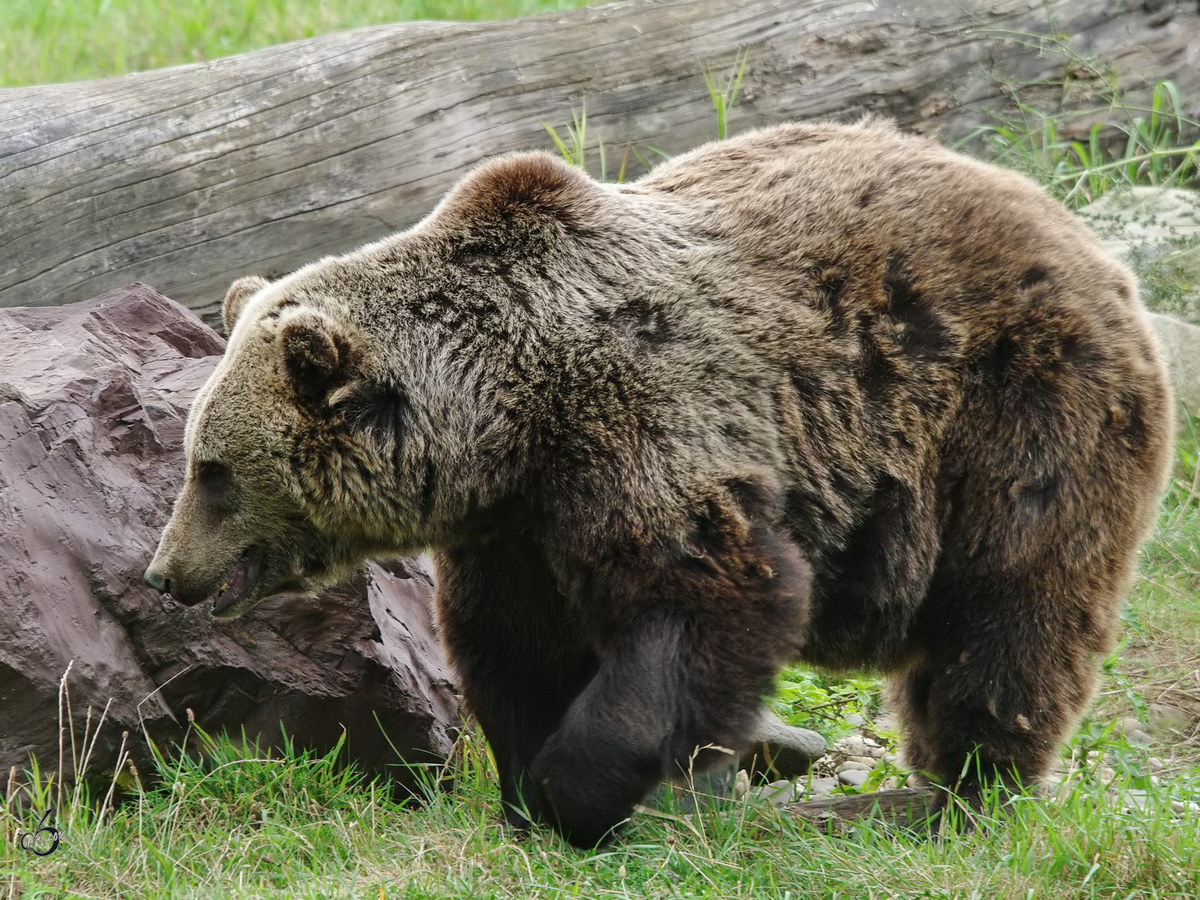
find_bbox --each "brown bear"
[145,119,1174,847]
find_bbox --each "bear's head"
[143,275,393,618]
[145,151,632,618]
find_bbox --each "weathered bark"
[788,786,938,830]
[1,0,1198,326]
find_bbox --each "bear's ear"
[278,309,360,404]
[223,275,270,335]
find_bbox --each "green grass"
[4,711,1199,898]
[0,0,594,88]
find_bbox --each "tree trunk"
[2,0,1197,326]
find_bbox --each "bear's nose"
[143,566,171,595]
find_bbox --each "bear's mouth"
[211,546,264,619]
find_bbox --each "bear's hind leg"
[890,579,1112,822]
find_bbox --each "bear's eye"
[195,460,234,510]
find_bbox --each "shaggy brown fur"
[146,119,1174,847]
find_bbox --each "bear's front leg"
[529,618,695,846]
[531,612,801,842]
[435,540,598,830]
[530,523,812,846]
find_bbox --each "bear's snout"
[142,565,170,595]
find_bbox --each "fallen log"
[1,0,1198,326]
[788,786,938,831]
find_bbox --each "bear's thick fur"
[146,120,1174,846]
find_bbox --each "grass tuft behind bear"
[145,118,1174,848]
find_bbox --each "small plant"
[544,51,750,180]
[541,103,631,182]
[770,666,884,742]
[702,47,748,141]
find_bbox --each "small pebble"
[1118,717,1145,739]
[834,736,870,757]
[1126,729,1153,746]
[805,776,839,797]
[838,760,872,773]
[838,768,869,788]
[734,768,750,800]
[848,755,877,768]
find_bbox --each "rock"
[837,760,873,773]
[847,755,878,768]
[734,768,750,800]
[832,735,872,757]
[837,768,870,788]
[1078,187,1200,322]
[758,779,802,807]
[0,285,459,794]
[1126,729,1154,746]
[1118,788,1152,812]
[1117,717,1147,739]
[1148,313,1200,418]
[741,707,827,782]
[1148,703,1191,736]
[804,776,840,798]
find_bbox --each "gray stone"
[838,760,873,773]
[758,779,802,807]
[1079,187,1200,321]
[1148,313,1200,418]
[804,776,840,798]
[837,768,870,788]
[1148,702,1191,736]
[1117,716,1147,739]
[734,768,750,800]
[833,735,871,757]
[1126,729,1154,746]
[741,707,827,781]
